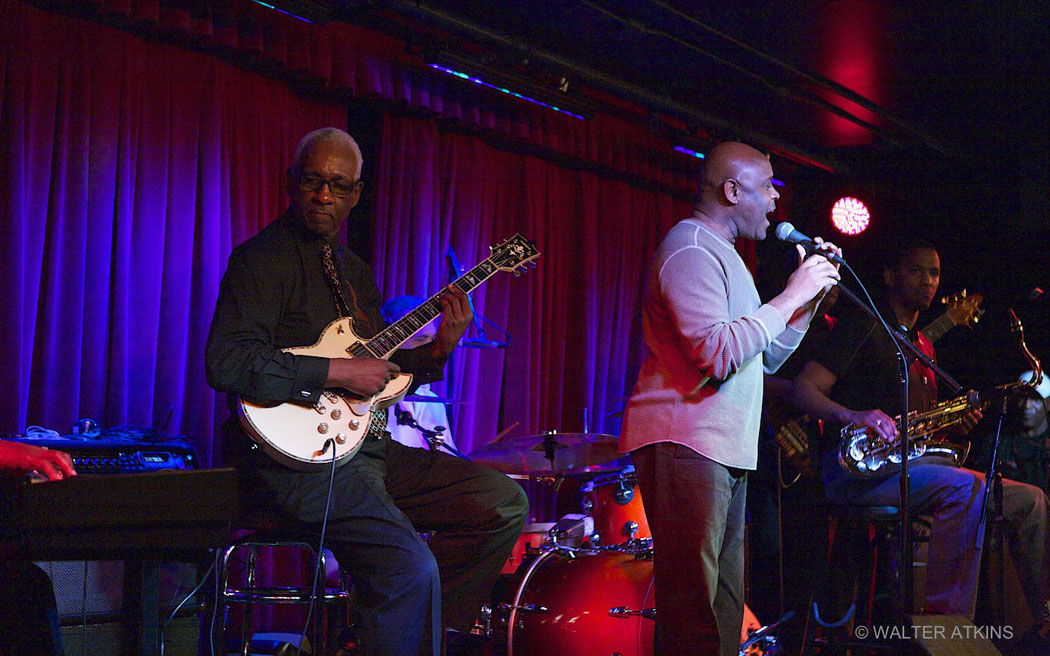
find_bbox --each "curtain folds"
[3,0,769,503]
[371,114,694,457]
[40,0,699,196]
[1,0,347,462]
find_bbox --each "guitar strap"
[320,242,373,336]
[320,241,388,437]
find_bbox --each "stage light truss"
[427,51,597,120]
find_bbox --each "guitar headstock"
[941,289,984,328]
[489,234,540,274]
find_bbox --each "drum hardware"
[470,605,494,637]
[738,609,793,656]
[497,601,549,615]
[612,480,635,504]
[506,473,562,485]
[468,431,623,475]
[547,513,594,548]
[623,538,653,554]
[501,522,556,575]
[608,606,656,620]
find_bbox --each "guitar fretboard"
[363,259,500,358]
[919,311,955,344]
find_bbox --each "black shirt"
[205,211,445,411]
[810,303,939,449]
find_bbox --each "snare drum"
[501,547,655,656]
[581,466,651,543]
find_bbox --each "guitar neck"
[364,258,500,359]
[920,310,955,344]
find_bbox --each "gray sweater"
[620,219,806,469]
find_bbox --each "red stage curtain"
[32,0,699,198]
[2,0,771,499]
[0,0,346,461]
[371,114,695,457]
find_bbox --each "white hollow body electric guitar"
[239,234,540,470]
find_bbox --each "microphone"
[775,222,845,265]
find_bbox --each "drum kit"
[468,431,786,656]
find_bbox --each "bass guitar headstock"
[941,289,984,329]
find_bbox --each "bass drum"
[502,547,655,656]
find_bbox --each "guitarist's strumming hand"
[431,285,473,359]
[327,357,402,397]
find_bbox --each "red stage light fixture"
[831,196,870,235]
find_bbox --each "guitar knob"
[349,419,360,430]
[317,423,329,434]
[330,409,342,420]
[335,433,347,444]
[316,405,327,414]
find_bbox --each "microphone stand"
[974,311,1041,623]
[833,280,964,638]
[394,405,472,461]
[977,397,1009,624]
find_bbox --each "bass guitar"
[919,289,984,344]
[240,234,540,470]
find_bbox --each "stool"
[218,533,352,656]
[804,506,930,654]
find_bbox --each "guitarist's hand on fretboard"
[327,357,402,396]
[432,285,473,358]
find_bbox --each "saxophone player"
[789,239,1050,641]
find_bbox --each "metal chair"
[217,532,351,656]
[803,505,931,654]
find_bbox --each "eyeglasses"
[296,174,359,198]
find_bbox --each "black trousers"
[247,435,528,656]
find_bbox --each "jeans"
[825,454,1049,619]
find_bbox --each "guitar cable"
[160,559,216,656]
[296,436,338,656]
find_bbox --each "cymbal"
[468,432,626,475]
[402,395,466,404]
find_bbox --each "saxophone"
[838,309,1043,479]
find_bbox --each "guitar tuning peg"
[513,269,521,277]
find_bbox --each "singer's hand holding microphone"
[776,222,843,312]
[776,222,846,265]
